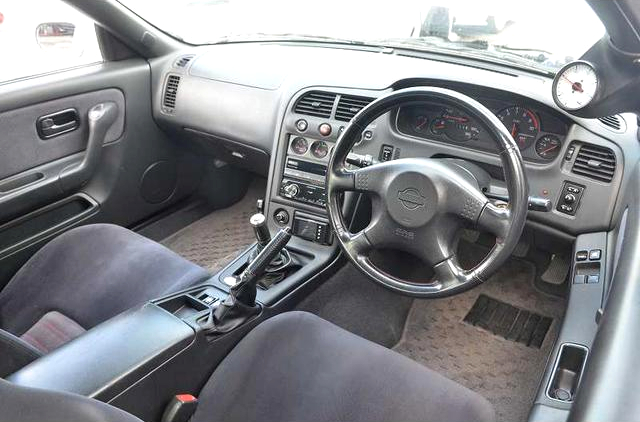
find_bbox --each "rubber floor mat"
[393,244,566,422]
[464,294,553,348]
[162,179,265,274]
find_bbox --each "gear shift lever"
[250,213,271,252]
[205,227,292,335]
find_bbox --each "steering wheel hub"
[388,170,437,227]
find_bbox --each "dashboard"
[150,42,635,243]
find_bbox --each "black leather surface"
[0,378,142,422]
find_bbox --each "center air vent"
[597,115,626,133]
[335,94,374,122]
[294,91,337,118]
[174,55,195,68]
[571,143,616,183]
[163,75,181,111]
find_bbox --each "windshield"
[119,0,605,72]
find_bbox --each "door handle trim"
[36,108,79,139]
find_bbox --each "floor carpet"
[161,179,265,274]
[393,255,565,422]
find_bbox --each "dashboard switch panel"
[557,182,585,216]
[292,214,332,245]
[379,144,394,162]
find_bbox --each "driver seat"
[0,311,495,422]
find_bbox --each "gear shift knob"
[250,213,271,248]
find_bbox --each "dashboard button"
[295,119,308,132]
[576,250,588,261]
[589,249,601,261]
[274,209,290,225]
[573,275,586,284]
[379,145,394,162]
[318,123,332,136]
[283,183,300,198]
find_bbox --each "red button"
[318,123,332,136]
[176,394,197,403]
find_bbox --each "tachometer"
[552,61,599,111]
[497,106,539,150]
[535,135,562,160]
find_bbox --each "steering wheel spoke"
[476,202,511,240]
[340,229,374,257]
[352,163,389,194]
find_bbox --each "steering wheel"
[326,87,529,298]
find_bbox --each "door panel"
[0,59,205,289]
[0,88,125,180]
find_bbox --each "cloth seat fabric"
[192,311,496,422]
[0,224,209,373]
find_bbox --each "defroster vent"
[174,55,195,68]
[597,115,626,133]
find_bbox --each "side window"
[0,0,103,84]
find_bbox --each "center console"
[7,283,266,421]
[265,88,381,251]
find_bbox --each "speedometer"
[552,61,599,111]
[497,106,539,151]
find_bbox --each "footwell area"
[161,179,265,274]
[393,257,565,422]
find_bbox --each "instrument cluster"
[396,101,567,162]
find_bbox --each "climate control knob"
[283,183,300,198]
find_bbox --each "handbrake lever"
[204,227,292,336]
[232,226,292,306]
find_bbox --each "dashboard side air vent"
[174,54,195,68]
[335,94,374,122]
[571,143,616,183]
[163,75,181,112]
[597,115,626,133]
[294,91,337,118]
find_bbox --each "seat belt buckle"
[161,394,198,422]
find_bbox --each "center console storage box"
[8,303,194,401]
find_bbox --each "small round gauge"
[430,111,479,142]
[430,118,446,135]
[310,140,329,159]
[552,61,599,111]
[535,135,562,160]
[497,106,540,150]
[413,115,430,133]
[290,137,308,155]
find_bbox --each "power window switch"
[589,249,601,261]
[576,251,588,261]
[586,275,600,284]
[573,275,586,284]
